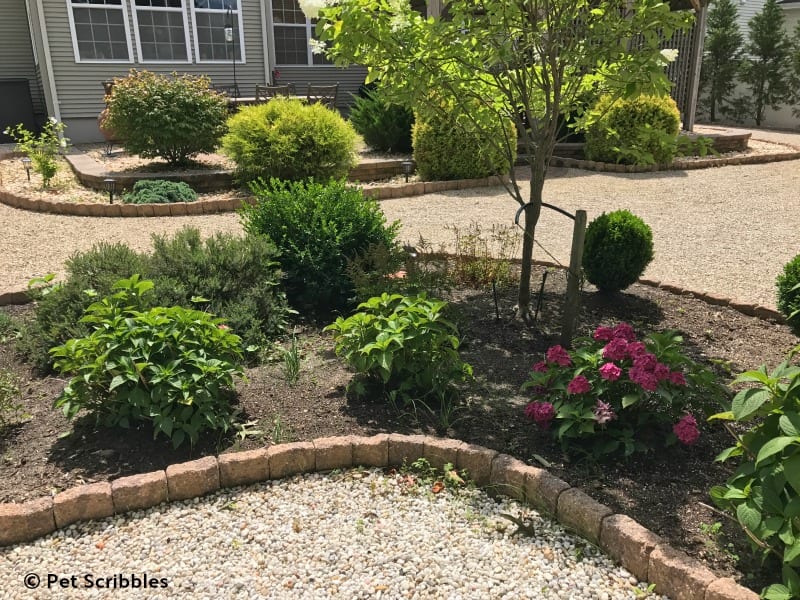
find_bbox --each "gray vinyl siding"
[736,0,764,38]
[272,65,367,111]
[0,0,44,117]
[42,0,271,119]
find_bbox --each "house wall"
[42,0,366,142]
[0,0,45,125]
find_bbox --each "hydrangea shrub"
[522,322,723,457]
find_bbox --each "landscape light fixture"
[401,160,415,183]
[103,178,116,204]
[21,157,32,182]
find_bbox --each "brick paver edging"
[0,175,507,217]
[0,434,757,600]
[0,257,786,325]
[524,259,786,324]
[549,150,800,172]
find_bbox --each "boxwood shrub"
[583,210,654,293]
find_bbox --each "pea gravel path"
[0,470,659,600]
[2,130,798,309]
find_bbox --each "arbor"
[699,0,744,122]
[317,0,692,322]
[740,0,792,126]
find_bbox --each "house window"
[132,0,191,62]
[271,0,331,65]
[67,0,133,62]
[192,0,245,62]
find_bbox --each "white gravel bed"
[2,158,799,309]
[0,469,660,600]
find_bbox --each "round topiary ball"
[583,210,654,293]
[777,254,800,335]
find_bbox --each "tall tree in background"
[317,0,691,320]
[699,0,743,121]
[791,20,800,117]
[740,0,791,126]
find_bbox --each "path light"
[21,157,32,182]
[401,160,415,183]
[103,178,116,204]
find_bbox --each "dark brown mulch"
[0,269,796,594]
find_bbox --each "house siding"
[272,65,368,112]
[37,0,366,141]
[0,0,44,120]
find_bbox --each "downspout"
[261,0,273,84]
[32,0,62,122]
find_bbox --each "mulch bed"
[0,267,796,594]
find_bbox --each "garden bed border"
[0,434,757,600]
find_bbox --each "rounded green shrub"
[17,243,152,372]
[777,255,800,335]
[104,70,228,167]
[51,276,244,449]
[19,229,289,371]
[583,210,654,293]
[241,179,399,313]
[149,227,290,349]
[584,94,681,165]
[412,108,516,181]
[123,180,197,204]
[349,89,413,153]
[221,98,358,183]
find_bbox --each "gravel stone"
[0,469,669,599]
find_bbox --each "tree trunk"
[516,155,546,321]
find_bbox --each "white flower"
[49,116,58,124]
[298,0,328,19]
[659,48,679,63]
[309,38,326,55]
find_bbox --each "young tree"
[740,0,792,126]
[699,0,744,122]
[316,0,692,321]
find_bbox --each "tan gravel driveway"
[1,133,798,310]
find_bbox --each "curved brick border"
[0,257,786,325]
[526,259,786,325]
[0,173,508,218]
[0,434,758,600]
[548,149,800,172]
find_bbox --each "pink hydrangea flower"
[669,371,687,386]
[593,400,616,424]
[654,363,671,381]
[593,326,615,342]
[626,341,647,357]
[525,401,556,429]
[612,322,636,342]
[599,362,622,381]
[673,414,700,445]
[629,367,659,392]
[602,338,628,361]
[633,352,657,371]
[545,345,572,367]
[567,375,592,394]
[532,361,549,373]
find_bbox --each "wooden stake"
[560,210,586,347]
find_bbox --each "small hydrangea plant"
[522,322,723,457]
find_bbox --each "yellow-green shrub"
[221,98,358,183]
[412,108,515,181]
[584,94,681,165]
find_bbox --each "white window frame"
[65,0,134,64]
[190,0,246,64]
[269,0,333,67]
[130,0,192,64]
